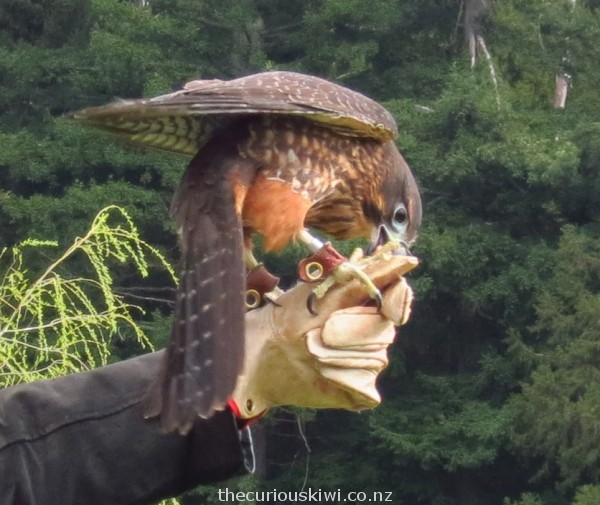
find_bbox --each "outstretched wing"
[143,136,253,434]
[70,71,398,156]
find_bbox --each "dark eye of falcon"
[393,204,408,226]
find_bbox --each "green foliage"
[0,0,91,47]
[507,225,600,493]
[572,485,600,505]
[0,205,175,386]
[504,493,545,505]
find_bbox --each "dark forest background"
[3,1,600,504]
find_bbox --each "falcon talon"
[373,291,383,311]
[306,292,319,316]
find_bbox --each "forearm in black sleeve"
[0,351,252,505]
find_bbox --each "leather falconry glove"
[231,254,418,419]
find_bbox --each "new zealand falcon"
[72,71,422,434]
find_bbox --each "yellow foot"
[302,241,407,315]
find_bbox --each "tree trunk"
[553,73,570,109]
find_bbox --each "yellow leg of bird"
[296,229,389,314]
[243,249,261,270]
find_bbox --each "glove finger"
[320,308,396,349]
[381,278,414,326]
[319,367,381,409]
[306,324,392,370]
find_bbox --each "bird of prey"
[72,71,422,434]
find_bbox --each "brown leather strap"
[247,265,280,294]
[298,243,347,282]
[246,265,280,309]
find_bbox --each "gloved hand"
[231,254,418,419]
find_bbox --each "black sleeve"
[0,351,253,505]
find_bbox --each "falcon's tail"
[143,146,249,434]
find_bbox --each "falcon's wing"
[143,137,249,434]
[71,71,398,156]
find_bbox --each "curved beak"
[367,225,410,256]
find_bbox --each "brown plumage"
[72,71,422,434]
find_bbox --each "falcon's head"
[363,142,422,255]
